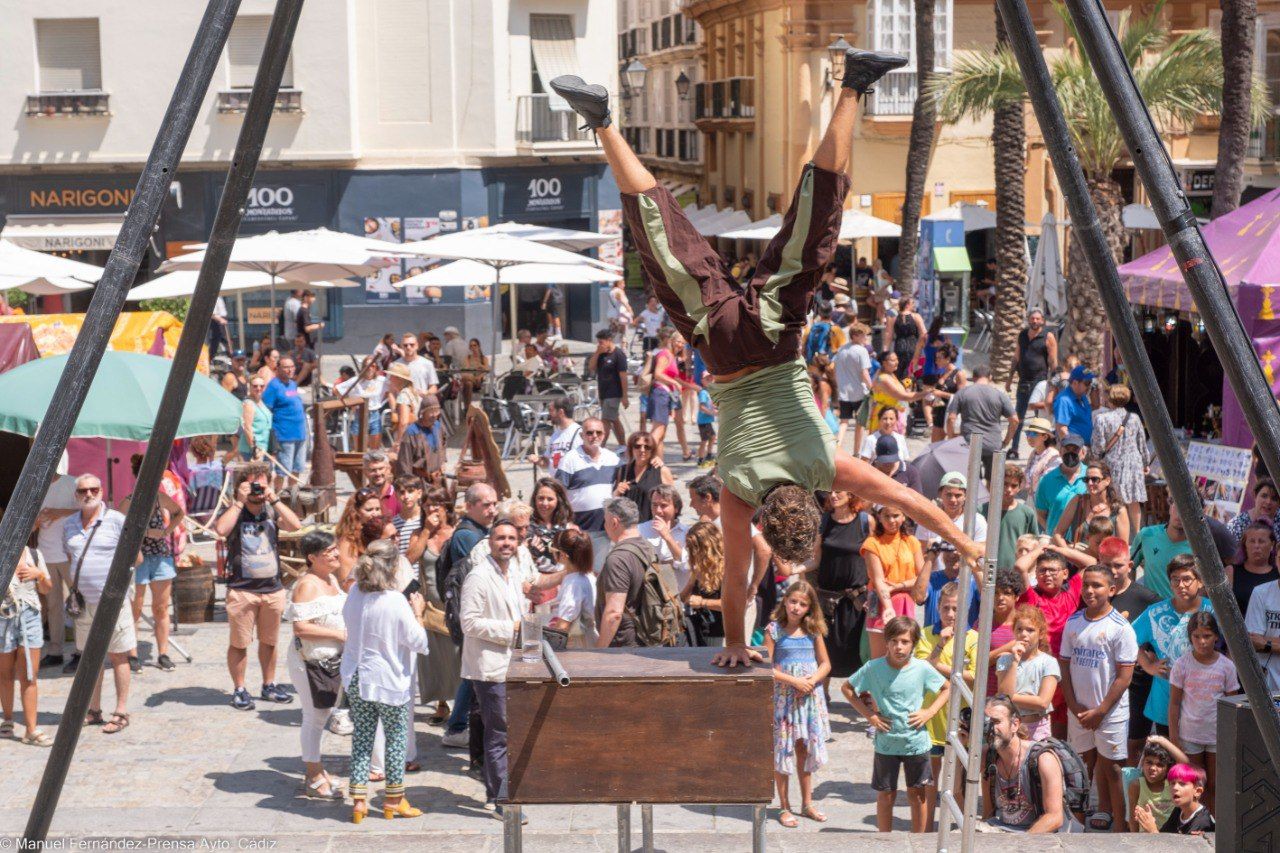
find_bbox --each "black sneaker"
[842,49,909,96]
[40,654,64,669]
[548,76,612,130]
[156,654,176,672]
[231,687,255,711]
[128,655,142,674]
[261,683,292,703]
[62,654,80,675]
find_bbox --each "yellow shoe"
[352,803,367,824]
[384,798,423,820]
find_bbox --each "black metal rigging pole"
[23,0,306,840]
[993,0,1280,776]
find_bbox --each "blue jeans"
[274,439,307,476]
[445,678,473,734]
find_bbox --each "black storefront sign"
[232,172,333,232]
[6,173,140,214]
[492,168,591,220]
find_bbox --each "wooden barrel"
[174,564,215,623]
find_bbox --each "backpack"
[614,540,685,647]
[438,518,485,647]
[805,322,832,363]
[1026,738,1091,818]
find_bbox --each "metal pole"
[236,291,247,352]
[640,803,654,853]
[751,803,766,853]
[994,0,1280,780]
[494,266,505,380]
[23,0,303,841]
[0,0,241,605]
[616,803,631,853]
[503,804,523,853]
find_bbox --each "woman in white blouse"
[284,531,347,800]
[341,540,429,823]
[543,529,597,647]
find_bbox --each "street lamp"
[624,59,648,93]
[675,71,691,100]
[827,35,852,88]
[619,62,631,101]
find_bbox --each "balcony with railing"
[216,88,304,115]
[516,94,594,149]
[25,91,110,117]
[692,78,755,129]
[865,70,921,117]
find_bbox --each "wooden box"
[505,647,774,805]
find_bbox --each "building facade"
[681,0,1280,255]
[618,0,704,203]
[0,0,623,352]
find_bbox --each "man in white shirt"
[209,296,231,360]
[533,397,582,477]
[1246,579,1280,692]
[635,296,666,352]
[281,289,303,348]
[834,321,874,450]
[37,469,79,668]
[62,474,134,729]
[441,326,469,366]
[555,418,621,532]
[459,519,525,816]
[915,471,988,574]
[397,333,439,396]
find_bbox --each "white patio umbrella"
[839,209,903,240]
[0,239,102,295]
[1122,203,1161,230]
[159,227,405,331]
[923,202,998,232]
[400,232,610,366]
[719,214,784,241]
[695,209,753,237]
[466,221,615,253]
[1027,212,1068,320]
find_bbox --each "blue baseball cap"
[1069,365,1095,383]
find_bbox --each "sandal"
[801,805,828,823]
[368,772,385,783]
[102,712,130,734]
[404,761,422,773]
[302,777,344,801]
[84,709,104,726]
[0,720,13,737]
[1087,811,1112,831]
[778,809,798,828]
[22,730,54,747]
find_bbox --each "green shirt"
[1131,524,1192,600]
[708,359,836,507]
[981,500,1041,569]
[847,656,946,756]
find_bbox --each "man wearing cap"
[1034,434,1086,533]
[871,433,922,495]
[223,350,250,401]
[916,472,987,576]
[832,292,854,327]
[1053,365,1095,444]
[442,326,469,366]
[395,396,446,485]
[398,333,439,396]
[834,321,874,450]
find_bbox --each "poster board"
[1185,440,1253,522]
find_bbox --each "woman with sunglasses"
[1052,459,1130,546]
[409,489,460,724]
[613,430,674,522]
[239,377,273,461]
[284,530,347,800]
[335,488,396,588]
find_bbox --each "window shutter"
[36,19,102,91]
[229,15,293,89]
[529,14,579,109]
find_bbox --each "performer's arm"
[712,488,765,668]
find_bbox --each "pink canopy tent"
[1119,187,1280,448]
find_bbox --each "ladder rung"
[940,789,965,825]
[947,734,971,765]
[949,674,973,706]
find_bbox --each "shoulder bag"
[64,520,102,618]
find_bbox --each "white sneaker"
[327,710,353,736]
[441,730,469,748]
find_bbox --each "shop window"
[865,0,952,116]
[35,18,101,91]
[228,15,294,89]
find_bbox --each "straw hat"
[386,362,413,383]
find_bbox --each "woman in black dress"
[612,430,673,521]
[682,521,725,645]
[814,490,873,678]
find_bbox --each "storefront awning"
[933,246,971,273]
[1,214,124,251]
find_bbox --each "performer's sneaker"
[842,49,909,96]
[548,75,612,130]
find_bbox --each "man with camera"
[215,462,302,711]
[981,694,1080,833]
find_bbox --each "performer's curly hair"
[759,485,821,563]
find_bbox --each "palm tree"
[1213,0,1258,218]
[989,9,1027,386]
[896,0,938,294]
[933,0,1266,368]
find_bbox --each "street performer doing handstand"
[550,50,983,667]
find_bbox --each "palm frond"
[1119,0,1169,64]
[932,48,1026,123]
[1137,30,1225,129]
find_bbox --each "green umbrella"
[0,351,242,440]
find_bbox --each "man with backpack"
[596,498,682,648]
[804,304,836,365]
[981,694,1086,833]
[438,483,497,749]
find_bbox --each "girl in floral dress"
[765,580,832,827]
